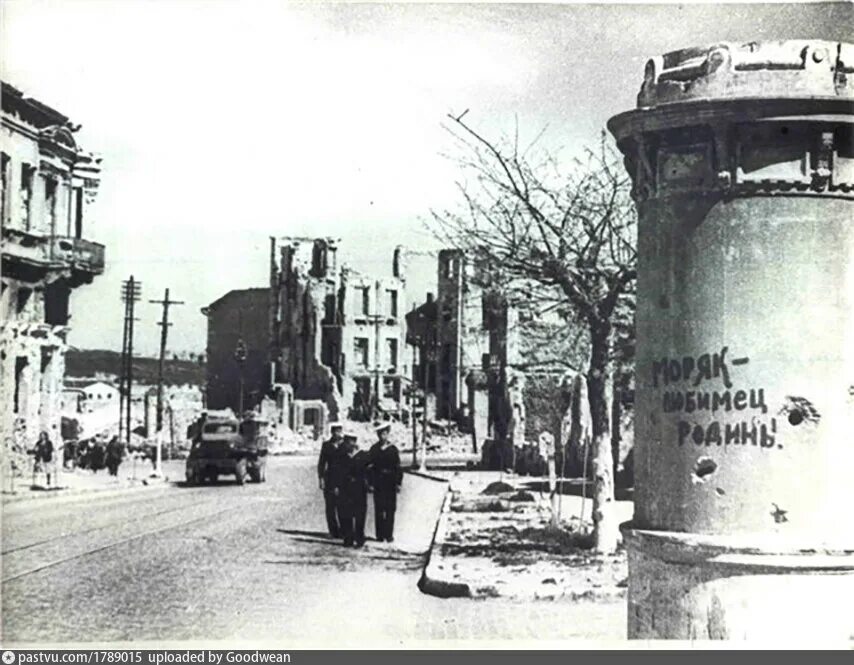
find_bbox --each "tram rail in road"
[2,494,274,584]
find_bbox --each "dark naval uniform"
[369,442,403,542]
[317,434,344,537]
[337,446,370,547]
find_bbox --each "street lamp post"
[235,338,247,416]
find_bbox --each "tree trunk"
[587,321,619,554]
[612,383,622,481]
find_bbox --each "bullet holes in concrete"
[692,457,717,483]
[780,396,821,427]
[771,503,789,524]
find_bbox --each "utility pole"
[119,277,141,448]
[150,289,184,431]
[409,347,418,468]
[421,388,428,473]
[149,288,184,476]
[118,294,129,444]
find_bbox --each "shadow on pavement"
[278,528,336,539]
[277,528,347,546]
[519,479,634,502]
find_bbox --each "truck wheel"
[249,468,261,483]
[235,460,246,485]
[186,468,196,485]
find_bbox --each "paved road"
[2,456,624,646]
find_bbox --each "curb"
[418,489,473,599]
[2,477,173,506]
[403,468,451,484]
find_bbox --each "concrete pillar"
[608,40,854,641]
[145,389,158,437]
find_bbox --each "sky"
[1,1,851,356]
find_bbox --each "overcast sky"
[1,1,850,356]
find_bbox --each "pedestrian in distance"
[317,423,345,538]
[369,421,403,543]
[105,436,123,477]
[337,433,370,548]
[31,431,55,488]
[89,436,105,473]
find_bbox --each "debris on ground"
[425,474,631,601]
[481,480,516,495]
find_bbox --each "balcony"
[2,227,105,281]
[1,227,50,265]
[51,236,105,275]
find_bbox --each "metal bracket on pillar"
[632,133,656,201]
[711,122,734,193]
[811,130,834,192]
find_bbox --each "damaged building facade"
[1,81,105,461]
[202,238,410,438]
[408,250,566,465]
[268,237,410,431]
[408,249,610,475]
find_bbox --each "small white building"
[81,380,119,408]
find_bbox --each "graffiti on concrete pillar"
[651,347,783,450]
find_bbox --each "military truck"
[185,411,268,485]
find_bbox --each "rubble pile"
[267,428,321,455]
[4,422,32,481]
[425,425,473,456]
[423,475,632,601]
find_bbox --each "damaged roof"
[2,80,70,128]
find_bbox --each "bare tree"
[430,113,636,553]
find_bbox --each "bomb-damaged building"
[268,237,410,430]
[407,249,608,472]
[1,81,105,466]
[202,238,411,437]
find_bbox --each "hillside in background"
[66,349,206,386]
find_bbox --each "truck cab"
[185,412,268,485]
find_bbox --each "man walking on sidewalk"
[369,421,402,543]
[337,434,370,548]
[317,424,344,538]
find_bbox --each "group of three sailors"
[317,422,403,548]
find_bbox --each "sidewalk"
[420,469,633,601]
[2,458,173,504]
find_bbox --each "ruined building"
[1,81,105,456]
[409,249,593,471]
[433,249,491,419]
[405,292,438,411]
[201,288,270,414]
[202,239,411,436]
[409,251,525,454]
[268,237,410,429]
